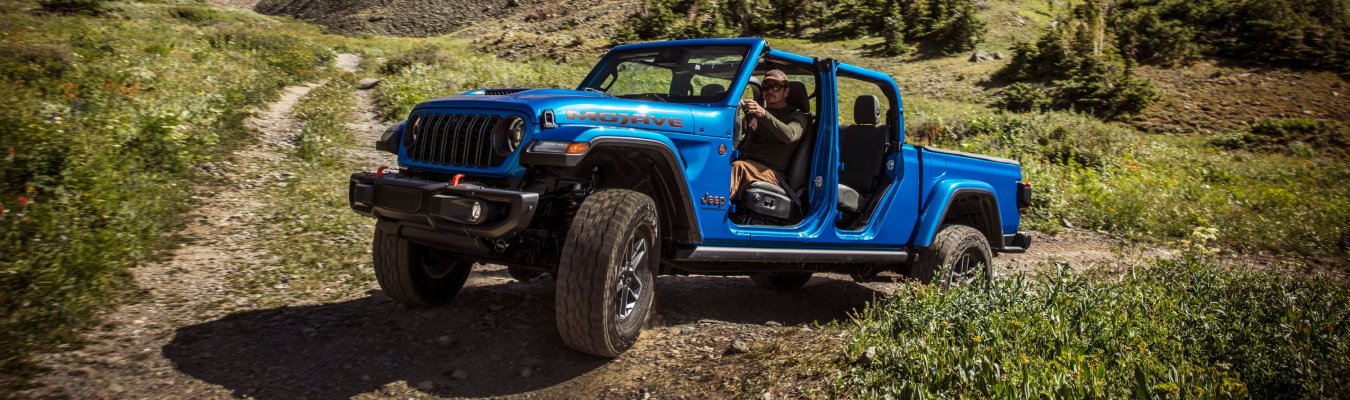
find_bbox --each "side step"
[675,246,910,263]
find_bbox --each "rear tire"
[909,224,993,286]
[373,226,473,306]
[750,271,813,290]
[555,189,659,357]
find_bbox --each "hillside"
[2,0,1347,398]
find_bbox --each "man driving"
[732,70,811,198]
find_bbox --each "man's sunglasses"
[763,83,787,92]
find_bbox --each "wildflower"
[0,202,6,216]
[17,195,30,206]
[972,335,982,344]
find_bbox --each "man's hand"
[740,99,766,119]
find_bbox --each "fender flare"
[913,180,1003,249]
[520,134,701,244]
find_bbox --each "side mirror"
[376,121,405,155]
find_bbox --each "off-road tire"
[555,189,659,357]
[750,271,813,290]
[373,226,473,306]
[507,266,544,282]
[909,224,993,286]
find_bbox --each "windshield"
[580,45,750,104]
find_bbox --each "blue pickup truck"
[349,38,1031,357]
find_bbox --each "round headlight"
[493,116,526,156]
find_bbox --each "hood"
[413,88,701,135]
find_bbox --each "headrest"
[787,81,810,114]
[854,95,880,125]
[700,83,726,98]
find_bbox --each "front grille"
[405,113,509,168]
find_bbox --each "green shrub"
[839,258,1350,398]
[37,0,106,15]
[167,6,224,24]
[993,83,1048,112]
[378,44,451,75]
[628,0,987,55]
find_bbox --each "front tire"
[555,189,659,357]
[909,224,993,287]
[373,225,473,306]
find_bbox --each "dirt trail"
[19,53,1168,399]
[22,71,325,397]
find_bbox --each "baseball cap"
[762,70,788,85]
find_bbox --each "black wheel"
[507,266,544,282]
[555,189,659,357]
[909,224,993,286]
[372,225,473,306]
[750,271,813,290]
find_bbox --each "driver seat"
[738,81,814,222]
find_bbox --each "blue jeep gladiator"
[349,38,1032,357]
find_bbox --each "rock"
[727,340,750,354]
[856,346,877,367]
[435,335,457,349]
[416,380,436,390]
[519,367,533,378]
[969,51,997,62]
[993,52,1005,60]
[450,369,469,380]
[765,321,782,327]
[357,78,381,90]
[361,374,372,382]
[506,0,519,6]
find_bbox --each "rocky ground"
[1134,61,1350,135]
[11,52,1188,399]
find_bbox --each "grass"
[897,101,1350,258]
[834,253,1350,398]
[238,73,383,307]
[0,0,334,376]
[370,39,590,120]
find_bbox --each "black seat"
[700,83,725,99]
[838,95,888,213]
[737,81,815,221]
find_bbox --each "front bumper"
[349,172,539,239]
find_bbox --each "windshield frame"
[578,44,756,106]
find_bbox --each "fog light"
[470,201,482,222]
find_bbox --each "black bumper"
[349,172,539,239]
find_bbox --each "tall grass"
[0,2,333,372]
[839,255,1350,398]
